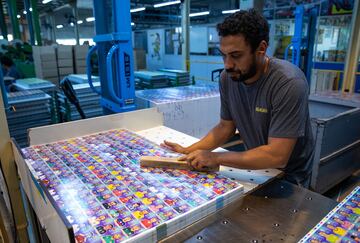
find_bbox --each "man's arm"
[162,119,236,154]
[183,137,297,170]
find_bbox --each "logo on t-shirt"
[255,107,268,113]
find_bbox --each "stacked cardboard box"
[32,46,59,86]
[133,48,146,71]
[73,45,89,74]
[57,45,74,81]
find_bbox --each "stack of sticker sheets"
[157,69,190,86]
[135,84,220,138]
[300,186,360,242]
[13,78,56,93]
[7,90,52,147]
[57,82,102,121]
[135,84,219,106]
[134,71,169,89]
[21,129,243,242]
[67,74,100,84]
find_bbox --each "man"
[1,56,22,80]
[163,9,314,187]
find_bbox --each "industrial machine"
[284,4,318,83]
[86,0,136,114]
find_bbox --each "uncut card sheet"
[22,129,244,242]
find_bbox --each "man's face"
[219,35,257,83]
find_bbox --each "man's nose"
[223,57,234,70]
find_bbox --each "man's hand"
[161,140,187,154]
[179,150,220,170]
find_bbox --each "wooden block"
[139,156,218,172]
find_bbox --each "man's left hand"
[179,150,220,170]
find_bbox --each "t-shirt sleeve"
[269,78,309,138]
[219,71,232,121]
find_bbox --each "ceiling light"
[70,22,74,27]
[77,20,83,24]
[86,17,95,22]
[56,24,63,29]
[189,11,210,17]
[42,0,52,4]
[130,7,146,13]
[29,7,33,12]
[131,22,135,26]
[17,15,21,19]
[154,0,181,8]
[222,9,240,14]
[23,10,27,14]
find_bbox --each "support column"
[342,0,360,94]
[0,70,29,242]
[30,0,42,45]
[181,0,190,72]
[0,1,8,40]
[49,14,56,42]
[23,0,35,45]
[6,0,21,40]
[72,4,80,45]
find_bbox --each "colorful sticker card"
[300,186,360,243]
[22,129,243,242]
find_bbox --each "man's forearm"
[216,145,288,169]
[185,123,235,153]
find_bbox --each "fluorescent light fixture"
[130,7,146,13]
[189,11,210,17]
[23,10,27,14]
[29,7,33,12]
[154,0,181,8]
[17,15,21,19]
[77,20,83,24]
[56,24,63,29]
[222,9,240,14]
[42,0,52,4]
[70,22,74,27]
[0,36,3,40]
[86,17,95,22]
[131,22,135,26]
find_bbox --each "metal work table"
[163,179,338,243]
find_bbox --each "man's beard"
[226,56,257,83]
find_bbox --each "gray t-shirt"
[220,58,314,185]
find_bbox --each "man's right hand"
[161,140,188,154]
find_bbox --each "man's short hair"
[217,8,269,52]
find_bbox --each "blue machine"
[284,5,318,84]
[87,0,136,114]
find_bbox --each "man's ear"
[257,40,268,55]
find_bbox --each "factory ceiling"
[1,0,241,29]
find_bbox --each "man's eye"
[231,54,242,59]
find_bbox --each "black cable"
[60,78,86,119]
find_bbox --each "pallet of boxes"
[32,46,59,87]
[57,45,74,82]
[73,45,89,74]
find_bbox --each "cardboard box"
[73,45,89,59]
[41,68,58,77]
[57,45,73,59]
[57,59,73,68]
[41,60,57,69]
[58,67,74,75]
[133,49,146,70]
